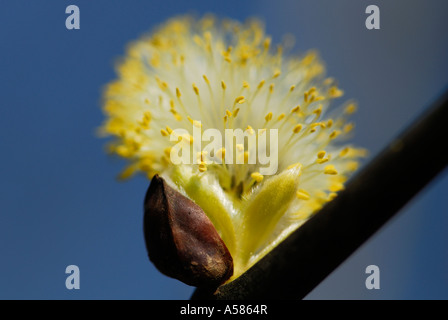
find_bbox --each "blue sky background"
[0,0,447,299]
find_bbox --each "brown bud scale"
[143,175,233,287]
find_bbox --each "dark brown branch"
[191,88,448,300]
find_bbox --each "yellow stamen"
[251,172,264,183]
[296,189,310,200]
[317,151,326,159]
[193,83,199,95]
[293,124,302,133]
[324,165,338,175]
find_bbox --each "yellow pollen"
[277,113,285,121]
[226,109,233,117]
[329,130,341,139]
[166,126,173,134]
[176,87,181,98]
[235,96,246,104]
[339,147,349,157]
[316,158,329,164]
[193,83,199,95]
[160,129,169,137]
[202,74,210,84]
[251,172,264,183]
[344,123,354,133]
[345,103,357,114]
[198,162,207,172]
[221,80,227,90]
[257,80,265,89]
[293,124,302,133]
[328,86,344,98]
[328,193,338,201]
[265,112,273,122]
[156,77,168,91]
[317,151,326,159]
[291,105,300,113]
[324,165,338,175]
[313,105,323,117]
[346,161,359,171]
[269,83,274,93]
[329,183,345,192]
[290,85,296,92]
[273,69,281,78]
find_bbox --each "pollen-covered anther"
[345,103,357,114]
[234,96,246,105]
[198,162,207,172]
[343,123,354,133]
[324,165,338,175]
[192,83,200,95]
[328,86,344,98]
[339,147,350,157]
[293,124,302,134]
[310,122,325,133]
[328,192,338,201]
[273,69,281,78]
[251,172,264,183]
[291,105,301,114]
[317,151,326,159]
[329,130,341,139]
